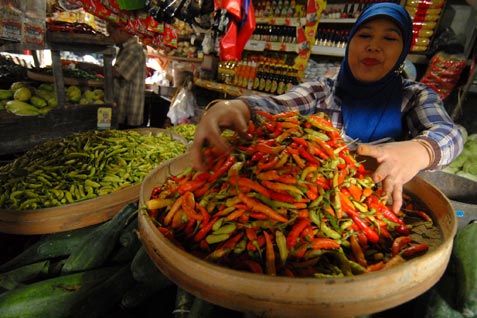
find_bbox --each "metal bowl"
[138,154,457,318]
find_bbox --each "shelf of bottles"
[311,0,397,56]
[246,24,299,52]
[216,52,300,96]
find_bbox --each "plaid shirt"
[240,78,464,170]
[114,37,146,126]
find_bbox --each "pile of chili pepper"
[145,111,432,277]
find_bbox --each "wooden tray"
[27,70,104,88]
[0,128,187,235]
[138,154,457,318]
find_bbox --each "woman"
[190,2,464,212]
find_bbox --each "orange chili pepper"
[263,231,277,276]
[163,196,183,225]
[350,235,367,266]
[287,217,310,249]
[392,236,412,256]
[181,192,203,221]
[239,193,289,223]
[309,237,340,250]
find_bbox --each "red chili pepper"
[341,201,379,243]
[298,145,320,165]
[257,156,279,171]
[195,202,210,224]
[257,170,282,181]
[247,120,256,134]
[351,214,380,244]
[308,135,335,159]
[193,216,218,242]
[304,184,318,200]
[273,122,283,138]
[178,179,206,195]
[240,259,263,273]
[255,143,285,155]
[209,154,235,182]
[287,217,310,249]
[392,236,412,256]
[401,243,429,258]
[269,191,298,203]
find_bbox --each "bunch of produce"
[0,82,57,116]
[0,203,172,318]
[443,128,477,182]
[169,123,197,142]
[0,129,187,210]
[145,111,435,277]
[0,81,107,116]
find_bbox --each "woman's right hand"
[190,99,252,171]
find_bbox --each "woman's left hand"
[356,141,431,213]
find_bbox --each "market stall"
[1,0,477,317]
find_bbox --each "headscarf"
[337,2,413,143]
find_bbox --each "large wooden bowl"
[138,154,457,318]
[0,128,186,235]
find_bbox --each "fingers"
[356,144,381,158]
[391,186,403,213]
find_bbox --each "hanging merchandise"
[236,0,255,58]
[404,0,446,53]
[215,0,256,61]
[294,0,325,79]
[420,51,467,101]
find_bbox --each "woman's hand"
[190,100,252,171]
[356,140,432,213]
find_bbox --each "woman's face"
[347,17,403,83]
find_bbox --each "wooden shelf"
[193,78,270,97]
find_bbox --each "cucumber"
[130,246,173,289]
[61,203,138,273]
[423,268,463,318]
[454,221,477,317]
[118,216,138,248]
[0,260,50,291]
[0,224,101,273]
[71,264,136,318]
[120,282,162,309]
[0,266,120,318]
[110,238,142,263]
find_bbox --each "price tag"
[245,40,266,51]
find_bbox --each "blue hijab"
[337,2,412,143]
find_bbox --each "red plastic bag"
[219,20,238,61]
[215,0,241,20]
[236,0,255,59]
